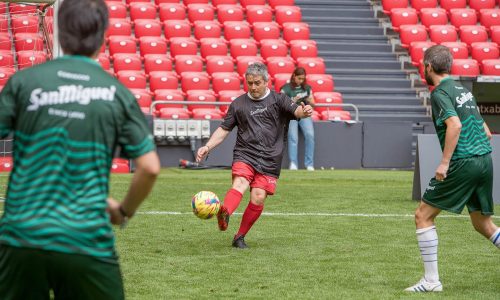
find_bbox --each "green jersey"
[430,77,492,160]
[280,83,312,105]
[0,56,155,258]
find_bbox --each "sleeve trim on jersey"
[437,109,457,126]
[123,136,155,159]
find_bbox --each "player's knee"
[232,177,249,191]
[251,191,266,205]
[414,207,431,226]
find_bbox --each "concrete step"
[333,76,412,88]
[317,41,392,52]
[311,33,388,42]
[357,114,432,122]
[335,86,417,96]
[304,17,379,25]
[320,50,396,59]
[296,0,371,7]
[309,24,384,36]
[324,58,402,70]
[300,7,374,18]
[328,68,407,78]
[342,94,421,106]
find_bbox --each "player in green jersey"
[405,45,500,293]
[0,0,160,299]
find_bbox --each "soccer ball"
[192,191,220,219]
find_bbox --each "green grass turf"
[1,169,499,299]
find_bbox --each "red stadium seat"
[420,8,448,29]
[381,0,409,15]
[193,20,222,40]
[273,73,290,91]
[470,42,500,64]
[217,4,244,23]
[187,3,215,23]
[144,54,173,73]
[399,24,428,48]
[481,59,500,75]
[321,110,351,121]
[129,2,157,20]
[158,107,191,119]
[236,56,265,76]
[154,89,185,110]
[260,39,289,59]
[11,15,38,34]
[469,0,496,11]
[479,9,500,29]
[183,0,210,5]
[113,53,142,73]
[159,3,186,21]
[282,22,310,42]
[451,59,480,76]
[199,38,228,57]
[111,159,130,174]
[205,55,235,74]
[229,38,258,58]
[218,89,244,112]
[0,16,8,33]
[164,20,191,39]
[192,108,224,120]
[129,89,153,108]
[275,6,302,25]
[0,50,14,68]
[313,92,343,113]
[390,8,418,31]
[441,41,469,59]
[449,9,478,29]
[108,35,137,55]
[0,156,13,172]
[106,19,133,38]
[9,3,36,15]
[297,57,326,74]
[266,56,295,77]
[491,26,500,45]
[252,22,281,42]
[410,0,437,12]
[223,21,251,40]
[149,71,179,92]
[211,72,241,93]
[186,90,217,110]
[181,71,210,92]
[14,33,43,52]
[240,0,266,7]
[459,25,488,46]
[307,74,334,92]
[246,5,273,24]
[106,1,127,19]
[212,0,238,5]
[439,0,466,11]
[0,33,10,51]
[429,25,458,44]
[0,67,15,85]
[409,41,436,66]
[290,40,318,59]
[117,70,147,89]
[175,55,204,74]
[139,36,168,56]
[269,0,295,8]
[134,19,162,38]
[169,37,198,57]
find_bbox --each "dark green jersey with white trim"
[430,77,491,160]
[0,56,155,258]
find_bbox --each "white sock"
[416,226,439,283]
[489,228,500,249]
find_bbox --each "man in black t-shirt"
[196,62,313,248]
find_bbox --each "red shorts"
[232,162,278,195]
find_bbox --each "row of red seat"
[106,0,295,8]
[383,0,500,15]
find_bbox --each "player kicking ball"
[406,45,500,292]
[196,62,313,249]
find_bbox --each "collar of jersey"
[60,55,99,66]
[247,88,270,100]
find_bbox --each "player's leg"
[232,188,267,249]
[470,213,500,248]
[299,118,315,170]
[288,120,299,170]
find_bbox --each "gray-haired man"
[196,62,313,248]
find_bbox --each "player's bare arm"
[436,116,461,181]
[196,127,230,162]
[294,102,313,119]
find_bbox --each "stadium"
[0,0,499,299]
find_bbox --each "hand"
[196,145,209,163]
[301,102,313,118]
[435,163,449,182]
[106,197,127,226]
[486,131,492,140]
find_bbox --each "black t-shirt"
[221,90,299,177]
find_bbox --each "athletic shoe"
[289,163,298,170]
[232,235,248,249]
[217,205,229,231]
[306,166,315,171]
[405,278,442,292]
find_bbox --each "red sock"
[222,188,243,215]
[236,202,264,237]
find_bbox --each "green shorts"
[0,245,124,300]
[422,153,494,215]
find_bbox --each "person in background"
[280,67,316,171]
[0,0,160,299]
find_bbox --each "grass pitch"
[1,169,499,299]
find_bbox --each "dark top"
[220,90,299,177]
